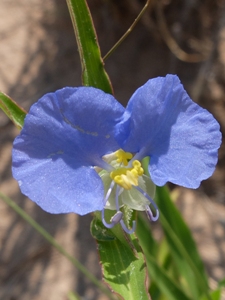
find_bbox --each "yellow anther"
[126,170,139,186]
[114,174,132,190]
[110,168,130,180]
[132,160,144,176]
[115,149,133,166]
[110,159,143,190]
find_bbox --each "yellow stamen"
[115,149,133,166]
[132,160,144,176]
[110,159,144,190]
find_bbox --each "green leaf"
[145,252,192,300]
[201,289,221,300]
[0,92,26,129]
[155,186,210,300]
[218,277,225,288]
[66,0,113,94]
[91,211,150,300]
[136,214,192,300]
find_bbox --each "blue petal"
[117,75,221,188]
[12,87,124,214]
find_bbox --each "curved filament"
[101,183,123,229]
[145,205,159,222]
[120,219,136,234]
[134,185,159,221]
[101,208,116,228]
[104,180,115,205]
[102,209,123,228]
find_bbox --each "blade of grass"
[155,186,211,300]
[0,192,116,300]
[136,214,192,300]
[0,92,26,129]
[66,0,113,94]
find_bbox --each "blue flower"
[12,75,221,233]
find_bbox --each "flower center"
[110,151,144,189]
[99,149,159,234]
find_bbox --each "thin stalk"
[103,0,151,61]
[0,192,116,300]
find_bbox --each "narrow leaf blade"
[0,92,26,129]
[155,186,210,299]
[201,289,221,300]
[136,214,192,300]
[66,0,113,94]
[145,253,192,300]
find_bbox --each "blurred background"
[0,0,224,299]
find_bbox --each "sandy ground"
[0,0,225,299]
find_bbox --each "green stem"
[103,0,151,61]
[0,192,116,300]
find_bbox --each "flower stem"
[103,0,151,61]
[0,192,116,300]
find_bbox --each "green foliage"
[66,0,113,94]
[136,186,214,300]
[91,211,150,300]
[0,92,26,129]
[155,186,209,299]
[137,216,190,300]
